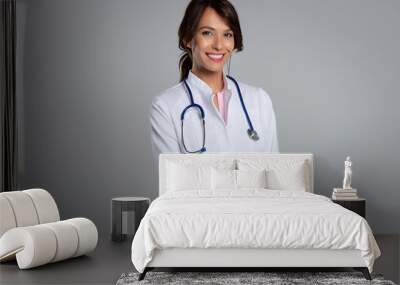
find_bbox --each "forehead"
[197,7,231,30]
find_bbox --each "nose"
[212,34,223,51]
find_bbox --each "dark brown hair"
[178,0,243,82]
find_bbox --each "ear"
[184,39,192,50]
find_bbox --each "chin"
[202,64,224,74]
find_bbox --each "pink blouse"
[216,90,227,123]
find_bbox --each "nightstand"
[111,197,150,242]
[332,198,366,218]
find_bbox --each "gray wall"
[16,0,400,235]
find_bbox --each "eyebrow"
[198,26,233,32]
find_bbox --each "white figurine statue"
[342,156,352,190]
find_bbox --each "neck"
[191,68,224,94]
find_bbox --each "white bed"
[131,153,380,280]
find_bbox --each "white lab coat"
[150,71,279,158]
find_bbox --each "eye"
[225,32,233,38]
[201,30,213,36]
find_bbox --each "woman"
[151,0,279,157]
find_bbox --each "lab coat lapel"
[187,71,234,126]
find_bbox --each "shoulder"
[151,82,186,110]
[232,80,273,107]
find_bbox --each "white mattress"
[131,189,380,273]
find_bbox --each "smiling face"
[186,7,235,76]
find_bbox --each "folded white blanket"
[131,190,380,273]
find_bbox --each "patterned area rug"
[116,271,396,285]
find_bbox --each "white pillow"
[167,162,211,191]
[237,159,308,191]
[211,168,236,190]
[166,159,236,192]
[236,169,268,189]
[266,167,306,191]
[211,168,268,190]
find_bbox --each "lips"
[206,53,224,62]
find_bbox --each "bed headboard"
[159,153,314,196]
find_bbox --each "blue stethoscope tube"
[181,76,259,153]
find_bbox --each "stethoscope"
[181,75,259,153]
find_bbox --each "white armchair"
[0,188,97,269]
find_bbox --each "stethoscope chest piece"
[247,129,259,141]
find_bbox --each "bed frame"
[139,153,371,280]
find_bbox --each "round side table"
[111,197,150,242]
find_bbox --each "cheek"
[195,35,213,49]
[192,42,210,60]
[227,40,235,51]
[192,48,206,62]
[196,43,210,54]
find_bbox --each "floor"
[0,236,133,285]
[0,234,398,285]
